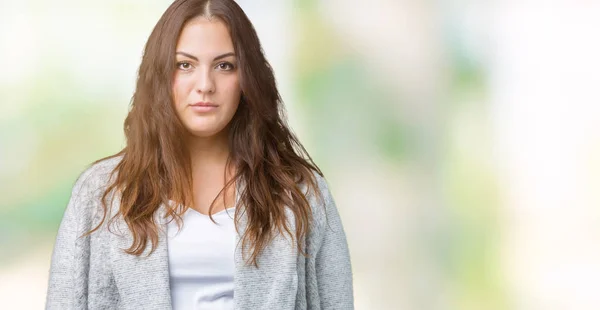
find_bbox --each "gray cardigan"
[45,156,354,309]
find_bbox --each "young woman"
[45,0,354,309]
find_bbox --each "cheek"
[172,76,191,107]
[221,77,241,102]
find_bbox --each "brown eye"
[177,62,192,70]
[216,62,234,71]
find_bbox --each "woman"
[45,0,353,309]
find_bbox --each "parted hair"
[82,0,324,267]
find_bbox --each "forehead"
[176,17,234,55]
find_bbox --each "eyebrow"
[175,51,235,62]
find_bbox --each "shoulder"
[54,155,124,236]
[70,154,123,201]
[303,169,337,227]
[303,169,351,267]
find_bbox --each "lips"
[190,101,218,107]
[189,101,218,113]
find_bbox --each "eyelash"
[176,61,235,71]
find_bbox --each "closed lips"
[191,102,218,107]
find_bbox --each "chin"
[185,125,226,139]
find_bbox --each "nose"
[194,66,215,94]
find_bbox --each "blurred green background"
[1,1,599,309]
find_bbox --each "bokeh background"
[1,0,599,309]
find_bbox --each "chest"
[166,208,237,309]
[191,180,236,215]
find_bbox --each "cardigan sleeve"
[313,174,355,309]
[45,167,98,310]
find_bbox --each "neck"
[185,130,237,210]
[187,133,230,169]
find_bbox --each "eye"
[176,61,193,71]
[216,62,235,71]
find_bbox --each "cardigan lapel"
[232,207,299,310]
[110,204,173,310]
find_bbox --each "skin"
[172,16,241,215]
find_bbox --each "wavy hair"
[82,0,323,267]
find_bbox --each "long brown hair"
[83,0,323,267]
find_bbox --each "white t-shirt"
[167,206,237,310]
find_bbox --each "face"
[172,16,241,139]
